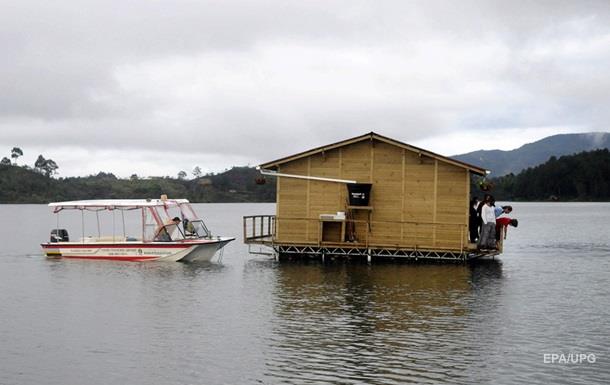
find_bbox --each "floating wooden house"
[244,132,499,261]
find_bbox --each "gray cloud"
[1,0,609,176]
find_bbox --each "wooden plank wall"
[307,150,342,242]
[435,162,468,249]
[274,139,469,250]
[276,158,308,243]
[370,142,403,245]
[402,149,435,247]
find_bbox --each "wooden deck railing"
[243,215,276,243]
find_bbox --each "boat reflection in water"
[264,260,503,384]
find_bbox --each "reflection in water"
[46,258,226,280]
[469,259,504,285]
[264,261,504,384]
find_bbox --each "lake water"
[0,202,609,384]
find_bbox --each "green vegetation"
[475,149,610,201]
[0,146,276,203]
[0,163,276,203]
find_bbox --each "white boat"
[40,198,234,262]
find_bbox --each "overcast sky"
[1,0,609,177]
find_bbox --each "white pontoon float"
[41,198,234,262]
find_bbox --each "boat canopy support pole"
[81,210,85,243]
[121,210,126,238]
[141,208,145,242]
[96,211,101,238]
[112,210,115,242]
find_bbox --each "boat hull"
[41,237,234,262]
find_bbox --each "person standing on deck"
[478,198,497,250]
[469,197,480,243]
[476,193,492,239]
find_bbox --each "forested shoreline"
[0,165,275,203]
[480,149,610,201]
[1,149,608,203]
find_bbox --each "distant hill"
[452,132,610,176]
[490,149,610,201]
[0,165,276,203]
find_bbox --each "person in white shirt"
[478,198,497,250]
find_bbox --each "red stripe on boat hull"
[58,255,161,261]
[41,243,194,249]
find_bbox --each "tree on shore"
[34,155,46,171]
[192,166,202,178]
[43,159,58,177]
[34,154,59,177]
[10,147,23,165]
[1,157,10,166]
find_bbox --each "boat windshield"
[177,202,212,239]
[183,219,211,238]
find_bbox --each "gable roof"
[259,132,487,175]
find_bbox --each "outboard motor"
[50,229,69,242]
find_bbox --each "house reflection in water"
[264,261,503,383]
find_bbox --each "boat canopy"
[49,199,190,211]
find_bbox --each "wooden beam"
[306,157,311,241]
[401,148,406,242]
[465,170,471,245]
[370,141,374,228]
[370,139,374,183]
[276,165,281,240]
[433,159,438,246]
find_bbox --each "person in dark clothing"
[476,194,493,239]
[469,196,480,242]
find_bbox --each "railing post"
[267,216,271,236]
[260,216,264,238]
[243,217,247,243]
